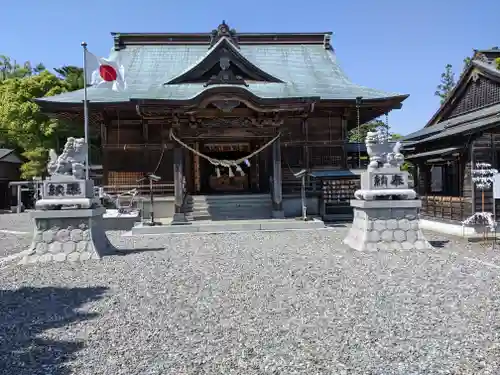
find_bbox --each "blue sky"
[2,0,498,135]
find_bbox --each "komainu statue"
[47,137,87,179]
[365,129,404,170]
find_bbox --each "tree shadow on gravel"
[114,247,165,256]
[428,240,449,248]
[0,286,108,375]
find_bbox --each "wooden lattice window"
[107,171,144,186]
[446,77,500,119]
[310,146,343,168]
[281,146,303,167]
[106,150,146,172]
[107,128,143,145]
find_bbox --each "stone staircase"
[184,194,273,221]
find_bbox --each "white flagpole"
[81,41,90,180]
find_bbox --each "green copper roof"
[39,43,406,104]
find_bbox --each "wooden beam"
[184,108,255,117]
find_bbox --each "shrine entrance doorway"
[199,142,252,194]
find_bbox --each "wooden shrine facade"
[404,48,500,224]
[36,22,407,217]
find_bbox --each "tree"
[435,64,456,104]
[348,120,384,143]
[54,66,84,91]
[0,71,74,178]
[348,119,401,143]
[462,56,472,76]
[0,55,46,80]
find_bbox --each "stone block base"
[171,212,188,224]
[20,207,115,265]
[343,202,433,251]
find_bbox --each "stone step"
[189,195,271,201]
[189,203,272,210]
[188,198,270,203]
[190,210,272,217]
[184,194,273,221]
[187,209,272,219]
[186,203,272,208]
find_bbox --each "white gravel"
[0,214,500,374]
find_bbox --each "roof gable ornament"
[204,51,249,87]
[166,37,283,86]
[210,21,239,48]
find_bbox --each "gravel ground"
[0,212,33,258]
[0,214,500,374]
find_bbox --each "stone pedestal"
[20,207,115,265]
[343,200,433,251]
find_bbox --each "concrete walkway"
[129,218,325,235]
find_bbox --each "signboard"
[370,173,407,190]
[493,173,500,199]
[41,180,93,200]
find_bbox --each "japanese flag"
[84,50,126,91]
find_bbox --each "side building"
[36,22,407,220]
[404,48,500,235]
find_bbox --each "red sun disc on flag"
[99,65,117,82]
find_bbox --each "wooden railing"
[281,169,317,195]
[420,195,472,222]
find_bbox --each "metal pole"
[150,178,155,224]
[16,185,22,213]
[355,97,362,169]
[81,42,90,180]
[301,174,307,220]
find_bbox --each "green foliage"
[390,133,404,140]
[0,70,72,178]
[54,66,84,91]
[348,120,401,143]
[348,120,384,143]
[0,55,46,80]
[435,64,456,104]
[495,57,500,70]
[0,54,86,179]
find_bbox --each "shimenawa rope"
[169,128,280,176]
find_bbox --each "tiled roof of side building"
[0,149,22,163]
[37,41,407,104]
[0,149,14,159]
[404,103,500,145]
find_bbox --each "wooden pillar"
[413,162,420,193]
[194,142,200,193]
[16,184,22,213]
[184,144,193,194]
[250,141,259,192]
[303,118,310,185]
[100,121,109,185]
[272,137,284,218]
[421,163,429,195]
[172,147,187,223]
[341,116,348,168]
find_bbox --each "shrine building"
[403,48,500,235]
[36,22,408,221]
